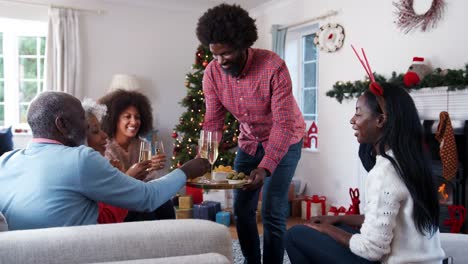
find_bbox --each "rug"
[232,236,291,264]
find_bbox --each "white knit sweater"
[349,151,445,264]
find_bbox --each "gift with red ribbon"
[443,205,466,233]
[327,206,347,216]
[301,195,327,220]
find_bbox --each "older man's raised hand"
[179,158,211,180]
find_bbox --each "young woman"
[99,89,175,220]
[284,83,445,263]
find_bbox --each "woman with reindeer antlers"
[284,47,445,263]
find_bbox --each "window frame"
[285,23,319,123]
[0,18,47,129]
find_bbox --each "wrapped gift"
[216,211,231,227]
[193,204,209,220]
[328,206,347,216]
[175,207,193,219]
[179,195,193,209]
[301,195,326,220]
[291,196,304,217]
[194,201,221,221]
[186,186,203,204]
[203,190,233,209]
[288,182,295,201]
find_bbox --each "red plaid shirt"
[203,48,305,174]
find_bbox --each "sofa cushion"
[0,126,13,156]
[87,253,230,264]
[0,212,8,232]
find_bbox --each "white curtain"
[45,7,81,98]
[271,24,287,59]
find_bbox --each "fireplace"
[423,120,468,233]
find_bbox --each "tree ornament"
[172,132,178,138]
[185,80,190,88]
[223,125,228,130]
[233,136,238,142]
[394,0,446,34]
[313,23,345,53]
[202,60,209,67]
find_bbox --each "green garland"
[326,64,468,103]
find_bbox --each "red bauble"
[202,61,209,67]
[172,132,178,138]
[223,125,228,130]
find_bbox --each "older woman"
[82,98,151,223]
[98,89,175,220]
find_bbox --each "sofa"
[0,219,232,264]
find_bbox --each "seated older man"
[0,91,210,230]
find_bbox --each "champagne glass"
[154,140,165,155]
[198,130,209,182]
[198,130,208,159]
[153,140,165,171]
[207,131,221,180]
[138,139,152,162]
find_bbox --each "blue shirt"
[0,143,186,230]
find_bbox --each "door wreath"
[394,0,446,33]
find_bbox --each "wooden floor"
[228,217,303,240]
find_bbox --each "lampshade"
[108,74,140,92]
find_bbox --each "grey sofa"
[0,219,232,264]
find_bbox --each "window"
[285,24,319,122]
[0,18,47,129]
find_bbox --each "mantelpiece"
[409,87,468,121]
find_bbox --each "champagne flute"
[155,140,165,155]
[138,139,152,163]
[198,130,210,183]
[207,131,221,180]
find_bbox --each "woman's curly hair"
[98,89,153,138]
[196,3,258,49]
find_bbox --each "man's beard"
[222,63,242,77]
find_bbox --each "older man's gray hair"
[27,91,79,138]
[82,98,107,122]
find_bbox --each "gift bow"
[329,206,347,215]
[305,195,327,219]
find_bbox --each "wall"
[251,0,468,205]
[0,0,209,158]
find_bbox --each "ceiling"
[101,0,273,10]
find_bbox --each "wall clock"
[313,23,345,53]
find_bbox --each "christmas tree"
[170,45,240,170]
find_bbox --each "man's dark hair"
[98,89,153,138]
[27,91,77,138]
[196,3,258,49]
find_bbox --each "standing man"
[197,4,305,264]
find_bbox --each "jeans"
[285,224,380,264]
[233,140,302,264]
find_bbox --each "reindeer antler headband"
[351,45,386,114]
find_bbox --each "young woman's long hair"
[364,83,439,235]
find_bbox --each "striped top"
[203,48,305,174]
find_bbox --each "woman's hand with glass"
[149,141,166,171]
